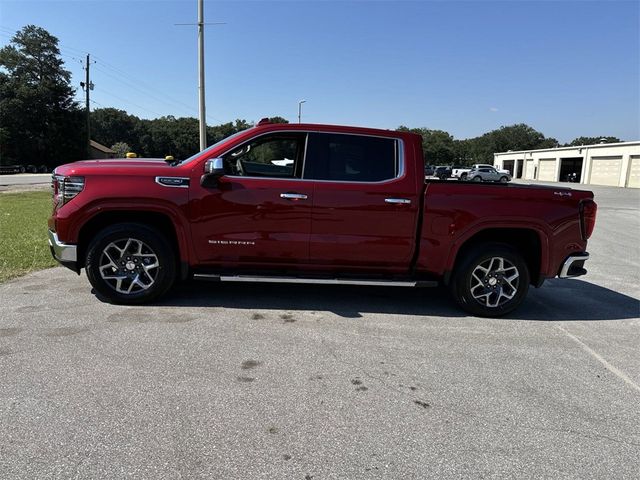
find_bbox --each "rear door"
[304,132,420,273]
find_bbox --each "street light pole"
[298,99,306,123]
[197,0,207,151]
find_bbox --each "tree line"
[0,25,623,168]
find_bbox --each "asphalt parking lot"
[1,182,639,479]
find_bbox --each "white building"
[493,141,640,188]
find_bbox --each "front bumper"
[558,252,589,278]
[48,230,79,272]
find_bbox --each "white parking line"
[556,325,640,394]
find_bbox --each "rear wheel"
[460,173,468,181]
[472,175,482,182]
[450,243,529,317]
[85,223,176,304]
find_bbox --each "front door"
[304,132,420,273]
[190,132,312,267]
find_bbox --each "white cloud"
[489,107,499,112]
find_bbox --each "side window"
[305,133,398,182]
[223,134,305,178]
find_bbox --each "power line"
[92,56,226,124]
[0,23,233,125]
[98,87,165,118]
[92,64,196,118]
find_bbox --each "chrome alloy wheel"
[98,238,160,294]
[469,256,520,308]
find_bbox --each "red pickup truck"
[48,120,597,316]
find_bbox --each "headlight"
[52,174,84,208]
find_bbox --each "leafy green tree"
[566,136,621,146]
[399,123,560,165]
[0,25,85,166]
[208,119,252,145]
[266,116,289,124]
[460,124,558,164]
[111,142,131,157]
[91,108,142,152]
[397,126,456,165]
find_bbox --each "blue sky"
[1,0,638,142]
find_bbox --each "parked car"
[434,166,452,180]
[48,119,596,317]
[424,165,435,176]
[453,163,510,180]
[0,164,24,174]
[468,166,512,183]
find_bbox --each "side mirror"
[201,157,225,187]
[204,157,224,175]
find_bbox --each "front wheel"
[450,243,530,317]
[460,173,468,181]
[499,176,509,183]
[85,223,176,304]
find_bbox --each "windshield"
[176,129,250,166]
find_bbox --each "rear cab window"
[304,133,399,182]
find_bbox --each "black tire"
[499,176,509,183]
[450,242,529,317]
[472,176,482,182]
[85,223,176,304]
[460,173,468,181]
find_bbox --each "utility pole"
[298,99,306,124]
[80,54,94,157]
[175,2,225,151]
[197,0,206,151]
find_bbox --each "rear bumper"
[48,230,79,272]
[558,252,589,278]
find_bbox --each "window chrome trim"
[215,129,406,185]
[300,133,309,179]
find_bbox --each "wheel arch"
[77,210,190,280]
[444,227,545,287]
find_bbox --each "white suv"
[468,166,512,183]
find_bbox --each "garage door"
[525,159,534,179]
[590,156,622,187]
[627,156,640,188]
[538,159,556,181]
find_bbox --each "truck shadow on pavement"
[144,278,639,321]
[513,279,640,321]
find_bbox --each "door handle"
[385,198,411,205]
[280,192,308,200]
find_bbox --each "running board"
[192,274,437,288]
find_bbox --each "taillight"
[52,174,84,208]
[580,199,597,240]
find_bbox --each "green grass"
[0,190,58,283]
